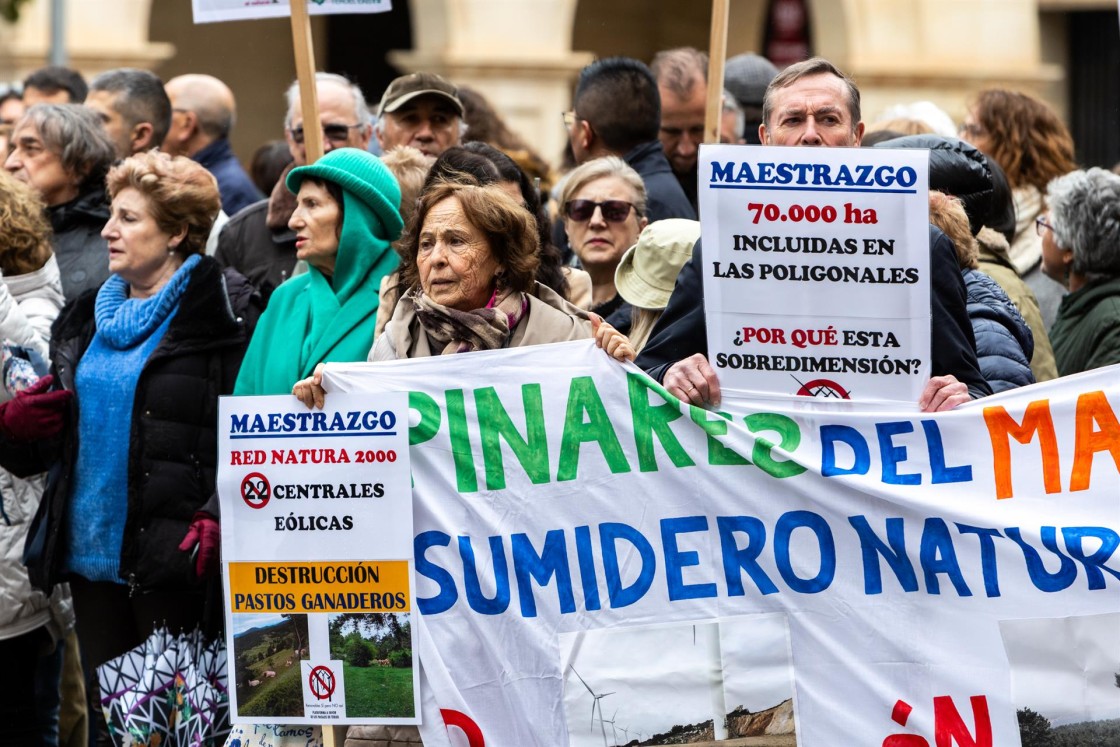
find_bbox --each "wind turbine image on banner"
[599,708,620,746]
[569,665,614,745]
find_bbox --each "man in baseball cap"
[374,72,464,157]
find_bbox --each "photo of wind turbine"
[560,613,797,746]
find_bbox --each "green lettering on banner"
[409,391,441,445]
[626,373,695,472]
[446,389,478,493]
[558,376,631,481]
[690,408,751,467]
[745,413,807,479]
[477,385,550,490]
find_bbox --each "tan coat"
[975,228,1058,382]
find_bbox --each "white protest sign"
[323,341,1120,747]
[698,143,931,404]
[193,0,392,24]
[217,393,419,725]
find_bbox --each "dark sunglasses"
[564,199,634,223]
[289,122,363,145]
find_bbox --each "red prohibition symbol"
[240,472,270,509]
[796,378,852,399]
[308,665,335,701]
[440,710,484,747]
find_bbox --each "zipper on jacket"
[128,573,138,597]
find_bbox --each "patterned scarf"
[410,286,528,354]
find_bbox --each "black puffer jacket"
[47,185,112,302]
[21,257,261,593]
[962,269,1034,392]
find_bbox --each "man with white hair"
[374,71,464,158]
[215,72,371,301]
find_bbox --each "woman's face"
[417,195,501,312]
[102,187,183,292]
[564,175,647,273]
[289,181,341,275]
[3,121,80,207]
[959,108,993,157]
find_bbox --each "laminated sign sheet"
[698,143,931,405]
[217,393,418,725]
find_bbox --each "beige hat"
[614,219,700,310]
[377,72,464,118]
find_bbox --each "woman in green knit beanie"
[234,147,403,395]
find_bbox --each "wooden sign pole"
[289,0,324,163]
[704,0,730,144]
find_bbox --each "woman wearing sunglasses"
[559,157,649,327]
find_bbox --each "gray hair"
[722,90,746,139]
[1047,167,1120,281]
[284,72,370,131]
[650,47,708,100]
[558,155,648,219]
[19,103,116,189]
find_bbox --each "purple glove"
[178,512,220,579]
[0,375,72,441]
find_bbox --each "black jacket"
[18,258,261,593]
[215,199,298,304]
[47,185,112,303]
[636,226,992,400]
[623,141,698,223]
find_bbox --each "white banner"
[322,342,1120,747]
[217,393,419,725]
[193,0,392,24]
[698,144,931,405]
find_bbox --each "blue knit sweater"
[62,256,200,583]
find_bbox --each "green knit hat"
[286,147,404,241]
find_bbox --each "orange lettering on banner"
[1070,390,1120,492]
[983,400,1060,499]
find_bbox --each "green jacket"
[1049,275,1120,376]
[234,190,399,395]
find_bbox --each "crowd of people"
[0,49,1116,747]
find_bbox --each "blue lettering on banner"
[708,160,919,193]
[228,410,397,438]
[413,514,1120,617]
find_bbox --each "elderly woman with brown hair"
[377,178,630,359]
[0,151,260,742]
[293,179,632,409]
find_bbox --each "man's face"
[658,83,707,175]
[375,96,461,158]
[287,83,371,165]
[22,86,71,106]
[85,89,134,157]
[760,73,864,147]
[4,121,79,207]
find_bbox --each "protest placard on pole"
[704,0,730,145]
[697,143,931,404]
[217,393,419,725]
[191,0,394,164]
[192,0,393,25]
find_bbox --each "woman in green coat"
[234,147,402,394]
[1039,167,1120,375]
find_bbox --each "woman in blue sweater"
[2,151,259,744]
